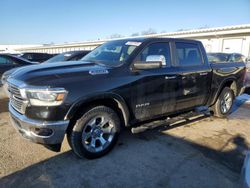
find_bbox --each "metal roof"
[16,24,250,51]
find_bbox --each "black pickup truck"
[5,38,247,159]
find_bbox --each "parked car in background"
[207,53,229,63]
[44,50,91,63]
[19,52,55,63]
[5,38,246,159]
[245,60,250,94]
[207,52,246,64]
[246,60,250,72]
[228,53,247,63]
[0,54,35,86]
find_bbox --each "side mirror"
[133,55,166,70]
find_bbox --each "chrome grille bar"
[7,82,27,114]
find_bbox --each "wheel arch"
[211,78,237,106]
[65,92,130,129]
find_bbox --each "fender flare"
[65,92,130,126]
[210,77,237,105]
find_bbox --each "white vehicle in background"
[245,58,250,94]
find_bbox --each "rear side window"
[176,42,203,66]
[70,53,85,61]
[23,54,33,60]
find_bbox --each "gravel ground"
[0,94,250,188]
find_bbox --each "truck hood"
[8,60,109,86]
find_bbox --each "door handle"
[199,72,208,76]
[165,76,176,80]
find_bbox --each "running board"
[131,107,210,134]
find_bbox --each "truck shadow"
[0,117,249,188]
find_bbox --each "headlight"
[22,88,68,106]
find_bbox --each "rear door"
[174,42,212,111]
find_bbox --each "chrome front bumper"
[240,86,246,95]
[9,104,69,145]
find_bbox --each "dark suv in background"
[44,50,91,63]
[20,52,55,63]
[207,52,246,63]
[0,54,35,86]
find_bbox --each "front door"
[129,42,178,120]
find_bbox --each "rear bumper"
[9,104,69,145]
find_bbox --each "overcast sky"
[0,0,249,44]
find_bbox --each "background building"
[4,24,250,57]
[0,44,42,54]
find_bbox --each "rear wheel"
[67,106,121,159]
[212,87,234,118]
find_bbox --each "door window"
[136,43,171,66]
[176,42,203,66]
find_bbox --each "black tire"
[211,87,234,118]
[66,127,73,148]
[245,87,250,95]
[67,106,121,159]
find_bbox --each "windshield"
[44,52,74,63]
[81,40,141,66]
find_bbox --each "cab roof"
[113,37,200,44]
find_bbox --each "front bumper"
[9,104,69,145]
[240,86,247,95]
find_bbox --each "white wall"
[10,25,250,57]
[200,36,250,57]
[0,44,41,53]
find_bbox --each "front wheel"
[211,87,234,118]
[68,106,121,159]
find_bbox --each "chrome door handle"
[199,72,208,76]
[165,76,176,80]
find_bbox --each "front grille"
[8,83,27,114]
[8,84,21,97]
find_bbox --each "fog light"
[31,128,53,137]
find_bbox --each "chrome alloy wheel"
[82,115,115,153]
[220,92,233,114]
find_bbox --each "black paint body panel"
[9,38,246,125]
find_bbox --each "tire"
[212,87,234,118]
[67,106,121,159]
